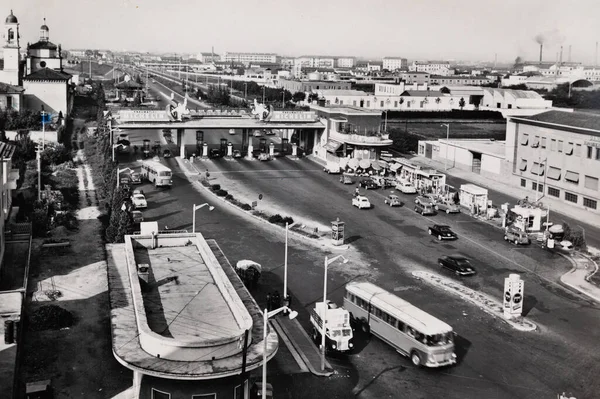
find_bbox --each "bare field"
[388,121,506,139]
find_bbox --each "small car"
[232,149,243,158]
[340,175,354,184]
[210,148,222,158]
[130,172,142,184]
[384,194,402,207]
[352,195,371,209]
[252,130,263,137]
[414,202,436,216]
[132,188,144,196]
[371,176,394,189]
[395,180,417,194]
[415,196,435,206]
[258,153,270,161]
[264,129,276,135]
[131,193,147,209]
[504,228,530,245]
[132,210,144,224]
[436,199,460,214]
[324,162,341,174]
[118,133,129,141]
[358,179,378,190]
[438,255,476,276]
[163,149,172,158]
[428,225,457,240]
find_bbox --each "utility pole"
[36,142,42,201]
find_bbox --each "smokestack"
[568,45,572,63]
[559,46,563,66]
[539,44,543,64]
[596,42,598,68]
[494,53,497,68]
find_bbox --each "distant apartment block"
[196,52,220,63]
[296,56,335,69]
[429,75,490,86]
[400,71,431,85]
[223,52,278,65]
[383,57,408,71]
[336,57,355,68]
[410,61,454,76]
[278,79,352,93]
[67,49,86,58]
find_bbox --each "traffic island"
[412,271,537,332]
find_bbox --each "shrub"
[225,194,233,200]
[53,211,78,230]
[268,214,283,224]
[241,204,252,211]
[211,184,221,191]
[282,216,294,225]
[216,189,228,197]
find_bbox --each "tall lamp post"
[262,306,297,399]
[382,110,388,132]
[441,124,450,171]
[244,82,248,100]
[262,86,266,104]
[534,157,547,202]
[192,203,214,233]
[321,255,348,371]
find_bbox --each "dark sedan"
[358,179,378,190]
[428,225,457,241]
[438,255,476,276]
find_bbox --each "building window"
[541,137,547,148]
[584,198,598,209]
[151,389,170,399]
[551,139,557,151]
[353,100,356,106]
[558,140,563,152]
[366,101,370,107]
[596,148,600,160]
[587,146,593,158]
[565,192,578,203]
[537,184,544,192]
[548,187,560,197]
[192,395,217,399]
[584,175,599,191]
[520,133,529,145]
[575,143,582,156]
[394,100,398,107]
[520,178,526,187]
[531,182,537,191]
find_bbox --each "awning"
[531,162,544,176]
[323,139,342,153]
[377,160,390,169]
[565,142,574,155]
[520,134,529,145]
[390,163,402,172]
[339,157,349,168]
[359,159,371,169]
[519,159,527,171]
[348,158,359,170]
[531,136,540,147]
[371,162,382,171]
[547,166,561,180]
[565,170,579,183]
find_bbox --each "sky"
[4,0,600,64]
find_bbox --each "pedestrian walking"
[266,293,272,311]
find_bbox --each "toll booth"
[196,130,204,155]
[259,138,267,153]
[142,139,151,158]
[220,138,228,156]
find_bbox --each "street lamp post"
[262,306,297,399]
[441,124,450,170]
[262,86,266,104]
[321,255,348,371]
[244,82,248,100]
[192,203,215,233]
[41,105,47,149]
[534,157,547,202]
[282,90,285,108]
[383,110,388,132]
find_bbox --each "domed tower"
[1,10,21,85]
[40,18,49,42]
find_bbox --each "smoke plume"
[534,29,565,46]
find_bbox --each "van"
[324,162,341,174]
[415,202,436,216]
[504,228,530,245]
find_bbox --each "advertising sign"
[503,274,524,319]
[331,219,345,246]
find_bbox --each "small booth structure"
[507,204,549,233]
[459,184,488,215]
[392,158,446,193]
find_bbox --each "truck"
[323,162,341,174]
[310,301,354,353]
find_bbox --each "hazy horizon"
[3,0,599,65]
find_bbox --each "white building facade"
[382,57,408,71]
[0,11,21,86]
[223,52,277,65]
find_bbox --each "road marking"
[209,169,322,174]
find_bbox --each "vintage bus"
[141,160,172,188]
[344,281,457,368]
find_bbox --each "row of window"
[520,179,598,209]
[519,161,600,190]
[151,383,247,399]
[521,134,600,160]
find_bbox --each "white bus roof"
[346,281,453,335]
[142,160,171,171]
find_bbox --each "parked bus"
[343,281,456,368]
[141,160,172,188]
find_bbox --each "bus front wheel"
[411,351,421,367]
[360,320,370,335]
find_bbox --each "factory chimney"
[559,46,563,66]
[539,44,543,64]
[568,45,572,63]
[596,42,598,68]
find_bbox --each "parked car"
[264,129,276,135]
[253,130,263,137]
[428,225,457,240]
[504,228,530,245]
[436,199,460,214]
[258,153,270,161]
[163,149,172,158]
[384,194,403,207]
[414,202,436,216]
[118,133,129,141]
[130,172,142,184]
[358,179,378,190]
[395,180,417,194]
[415,196,435,206]
[210,148,222,158]
[340,174,354,184]
[232,149,243,158]
[352,195,371,209]
[371,176,394,189]
[438,255,476,276]
[324,162,341,174]
[133,188,144,196]
[132,210,144,224]
[131,193,147,209]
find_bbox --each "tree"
[458,97,466,110]
[440,87,451,94]
[84,49,93,57]
[292,92,306,103]
[308,93,319,103]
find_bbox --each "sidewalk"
[408,155,600,230]
[560,252,600,302]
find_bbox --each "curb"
[272,318,333,377]
[412,271,537,332]
[558,253,600,303]
[270,319,310,373]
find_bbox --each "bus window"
[397,320,406,332]
[374,308,383,319]
[427,333,453,346]
[159,171,172,176]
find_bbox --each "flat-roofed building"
[383,57,407,71]
[336,57,355,68]
[224,52,278,66]
[506,110,600,214]
[410,61,453,76]
[430,75,490,86]
[277,79,351,93]
[107,231,278,398]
